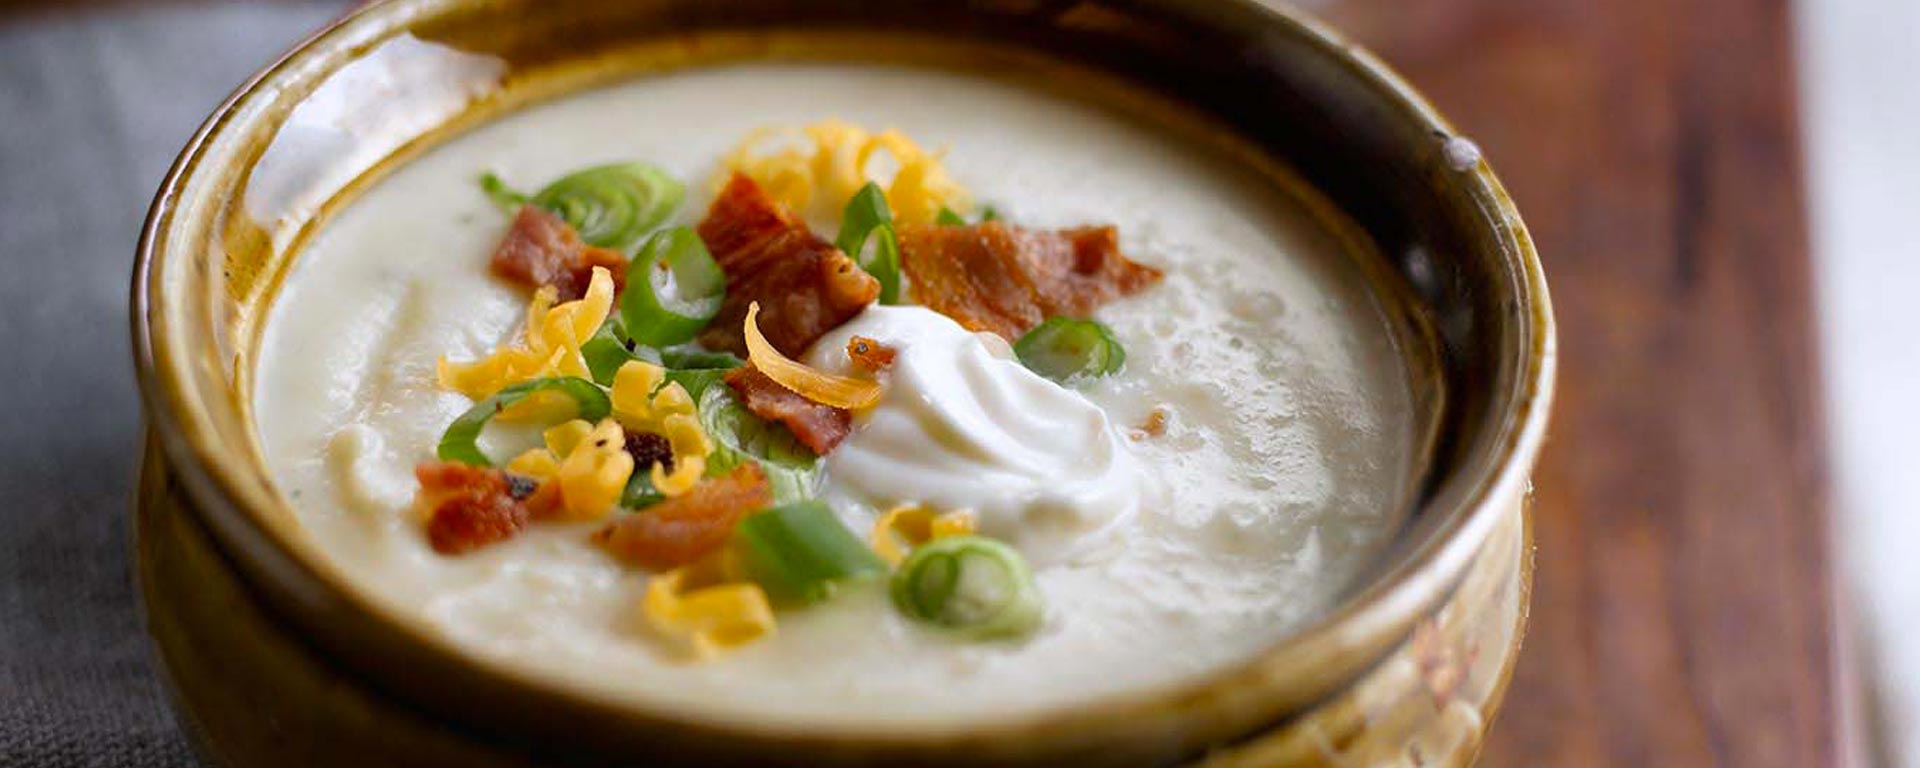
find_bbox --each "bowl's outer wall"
[132,0,1552,765]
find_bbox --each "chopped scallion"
[621,467,663,510]
[891,535,1042,640]
[1013,316,1126,384]
[580,316,662,386]
[697,385,821,505]
[735,501,887,605]
[935,205,999,226]
[478,172,528,213]
[659,347,744,371]
[835,182,903,304]
[663,368,729,402]
[621,227,726,348]
[529,162,684,251]
[436,377,611,466]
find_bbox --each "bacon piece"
[490,206,629,301]
[592,464,771,571]
[846,336,896,372]
[415,462,532,554]
[624,431,674,474]
[696,174,880,356]
[897,222,1162,340]
[722,365,853,455]
[523,480,566,521]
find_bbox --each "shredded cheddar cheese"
[720,119,972,225]
[438,267,616,406]
[743,302,884,409]
[610,360,712,497]
[643,545,776,660]
[556,419,633,520]
[870,504,979,566]
[509,418,633,520]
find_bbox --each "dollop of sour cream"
[804,306,1159,565]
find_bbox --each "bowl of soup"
[131,1,1553,765]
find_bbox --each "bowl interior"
[134,0,1550,763]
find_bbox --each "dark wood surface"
[1316,0,1852,765]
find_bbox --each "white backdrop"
[1797,0,1920,764]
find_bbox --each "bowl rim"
[131,0,1556,756]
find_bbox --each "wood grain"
[1313,0,1850,765]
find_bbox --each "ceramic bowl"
[131,1,1554,765]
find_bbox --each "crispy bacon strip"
[722,365,853,455]
[490,206,629,301]
[592,464,771,571]
[696,174,880,356]
[897,222,1162,340]
[846,336,897,372]
[415,462,535,554]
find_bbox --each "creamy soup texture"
[255,62,1417,728]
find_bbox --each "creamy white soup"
[255,62,1417,728]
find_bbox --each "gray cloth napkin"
[0,4,341,765]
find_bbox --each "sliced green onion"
[935,205,999,226]
[660,346,744,371]
[891,535,1042,640]
[1013,316,1126,384]
[529,162,684,252]
[621,227,726,348]
[478,172,528,213]
[621,464,663,510]
[663,368,729,402]
[582,323,740,390]
[835,182,903,304]
[581,316,663,386]
[436,377,612,466]
[698,385,820,505]
[735,501,887,605]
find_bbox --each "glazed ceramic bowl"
[131,1,1554,765]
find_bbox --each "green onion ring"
[835,182,903,304]
[478,172,529,213]
[1013,316,1126,384]
[436,377,612,467]
[620,227,726,348]
[580,316,663,387]
[659,346,744,371]
[697,385,820,505]
[890,535,1043,639]
[528,162,684,252]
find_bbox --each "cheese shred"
[870,504,979,566]
[438,267,616,404]
[743,302,884,409]
[720,119,972,226]
[643,546,776,661]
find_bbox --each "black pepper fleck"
[503,473,539,500]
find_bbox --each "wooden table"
[1314,0,1855,765]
